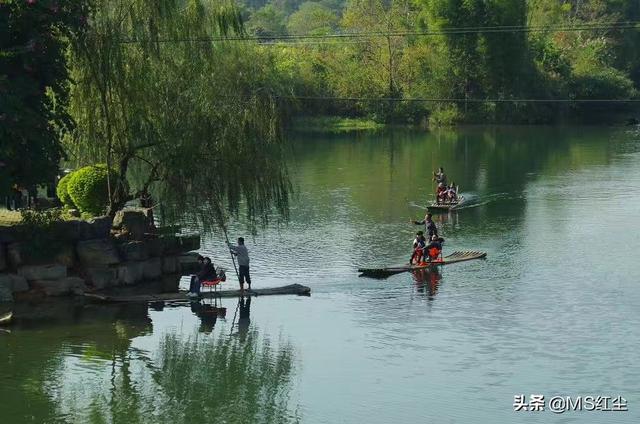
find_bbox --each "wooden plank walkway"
[84,284,311,303]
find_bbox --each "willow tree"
[66,0,290,232]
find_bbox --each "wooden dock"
[83,284,311,303]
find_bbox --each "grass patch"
[292,116,385,133]
[0,209,22,226]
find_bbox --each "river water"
[1,126,640,423]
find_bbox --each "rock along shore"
[0,208,201,303]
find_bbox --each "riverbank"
[0,210,21,226]
[0,208,201,303]
[291,116,385,133]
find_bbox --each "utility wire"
[4,21,638,53]
[280,96,640,103]
[113,21,640,44]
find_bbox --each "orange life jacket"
[428,247,441,259]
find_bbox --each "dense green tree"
[287,2,339,35]
[246,4,288,37]
[67,0,291,230]
[0,0,89,196]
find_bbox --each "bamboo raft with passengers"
[428,168,465,211]
[358,251,486,278]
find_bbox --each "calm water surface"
[2,127,640,423]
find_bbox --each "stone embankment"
[0,209,200,302]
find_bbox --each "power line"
[115,21,640,44]
[277,96,640,103]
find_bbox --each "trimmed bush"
[66,164,114,216]
[56,172,76,209]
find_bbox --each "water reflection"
[190,299,227,334]
[411,268,443,299]
[0,301,299,424]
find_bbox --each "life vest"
[428,247,441,259]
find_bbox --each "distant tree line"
[2,0,639,225]
[241,0,640,125]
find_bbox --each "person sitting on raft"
[189,256,216,297]
[410,231,427,264]
[446,183,458,203]
[436,182,447,204]
[426,235,444,262]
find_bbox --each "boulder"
[146,237,164,257]
[112,209,151,240]
[116,262,145,285]
[161,235,180,254]
[118,241,149,262]
[7,242,23,268]
[0,244,5,271]
[0,226,20,244]
[179,252,201,274]
[177,234,201,252]
[0,274,29,293]
[56,220,91,241]
[88,216,113,239]
[161,256,180,274]
[77,239,120,266]
[53,244,76,268]
[30,277,86,297]
[142,258,162,280]
[85,267,118,290]
[18,264,67,281]
[0,283,12,303]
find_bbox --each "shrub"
[56,172,77,209]
[19,208,66,261]
[66,164,114,216]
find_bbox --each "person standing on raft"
[412,213,438,240]
[227,237,251,292]
[433,167,447,186]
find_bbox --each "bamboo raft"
[427,195,465,212]
[84,284,311,304]
[358,251,486,278]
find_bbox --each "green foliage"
[66,165,113,216]
[20,208,63,231]
[0,0,89,197]
[287,2,339,35]
[19,208,66,262]
[246,4,288,36]
[67,0,292,231]
[56,173,76,209]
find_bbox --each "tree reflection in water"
[75,328,299,424]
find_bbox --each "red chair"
[201,278,225,297]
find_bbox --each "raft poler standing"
[227,237,251,292]
[412,213,438,240]
[433,167,447,186]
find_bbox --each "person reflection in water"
[237,296,251,342]
[190,300,218,334]
[412,268,442,298]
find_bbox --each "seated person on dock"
[410,231,427,264]
[426,235,444,262]
[189,256,216,297]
